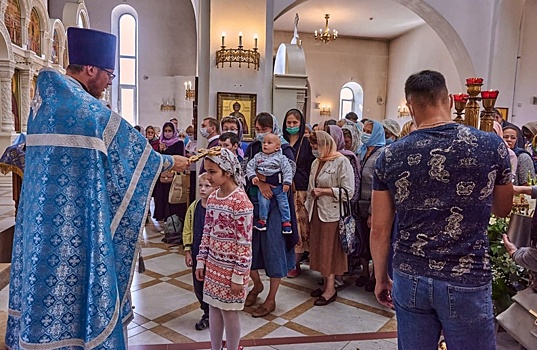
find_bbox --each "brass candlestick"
[464,78,483,128]
[480,90,499,133]
[452,93,468,124]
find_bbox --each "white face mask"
[312,150,321,158]
[200,127,210,138]
[224,130,239,135]
[256,132,268,142]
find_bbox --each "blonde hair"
[400,120,416,138]
[198,172,208,181]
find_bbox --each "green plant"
[487,216,531,314]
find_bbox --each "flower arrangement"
[487,215,531,314]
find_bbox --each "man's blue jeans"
[393,269,496,350]
[257,184,290,222]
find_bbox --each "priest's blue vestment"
[5,68,174,349]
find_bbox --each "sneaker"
[282,221,292,234]
[194,315,209,331]
[255,220,267,231]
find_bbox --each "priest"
[5,27,189,349]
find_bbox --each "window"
[112,6,138,125]
[339,82,364,120]
[29,8,41,56]
[5,0,22,46]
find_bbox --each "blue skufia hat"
[67,27,117,70]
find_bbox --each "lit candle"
[254,34,258,49]
[239,31,243,47]
[188,81,192,90]
[315,30,318,37]
[398,106,401,112]
[184,82,187,89]
[221,32,225,46]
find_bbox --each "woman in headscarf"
[153,121,186,221]
[493,121,518,178]
[145,125,160,151]
[306,131,354,306]
[503,125,535,185]
[341,120,362,156]
[282,109,315,278]
[243,112,298,318]
[356,120,386,292]
[221,115,249,158]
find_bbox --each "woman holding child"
[243,112,299,317]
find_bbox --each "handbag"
[160,170,174,184]
[496,287,537,349]
[338,187,356,254]
[168,172,183,204]
[507,213,533,247]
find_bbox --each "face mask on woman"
[286,126,299,135]
[385,138,394,145]
[361,132,371,145]
[256,132,268,142]
[312,150,321,158]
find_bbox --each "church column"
[19,67,33,132]
[0,64,15,133]
[196,0,211,149]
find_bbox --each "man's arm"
[491,183,513,217]
[172,155,190,172]
[370,189,395,308]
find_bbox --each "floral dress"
[196,187,254,310]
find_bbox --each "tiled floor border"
[128,331,398,349]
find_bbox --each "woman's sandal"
[252,301,276,318]
[244,289,262,307]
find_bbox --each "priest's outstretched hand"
[172,155,190,172]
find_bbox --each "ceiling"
[274,0,425,40]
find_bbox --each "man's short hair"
[345,112,358,122]
[405,70,448,108]
[203,117,220,133]
[219,132,239,146]
[66,64,85,74]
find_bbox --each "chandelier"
[314,14,338,43]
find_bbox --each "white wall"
[49,0,197,131]
[511,0,537,127]
[274,31,389,125]
[208,0,270,133]
[386,24,461,125]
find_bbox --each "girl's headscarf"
[522,121,537,139]
[270,114,289,145]
[221,115,245,157]
[493,121,503,138]
[328,125,359,160]
[159,122,181,148]
[360,120,386,159]
[205,147,245,187]
[314,130,342,161]
[341,121,361,154]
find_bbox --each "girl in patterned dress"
[196,148,253,350]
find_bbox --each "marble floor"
[0,179,525,349]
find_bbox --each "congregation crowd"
[7,26,537,350]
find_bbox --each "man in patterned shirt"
[370,70,513,349]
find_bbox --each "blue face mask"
[361,133,371,145]
[256,132,268,142]
[286,126,300,135]
[386,138,394,145]
[312,150,320,158]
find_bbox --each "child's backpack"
[162,214,184,245]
